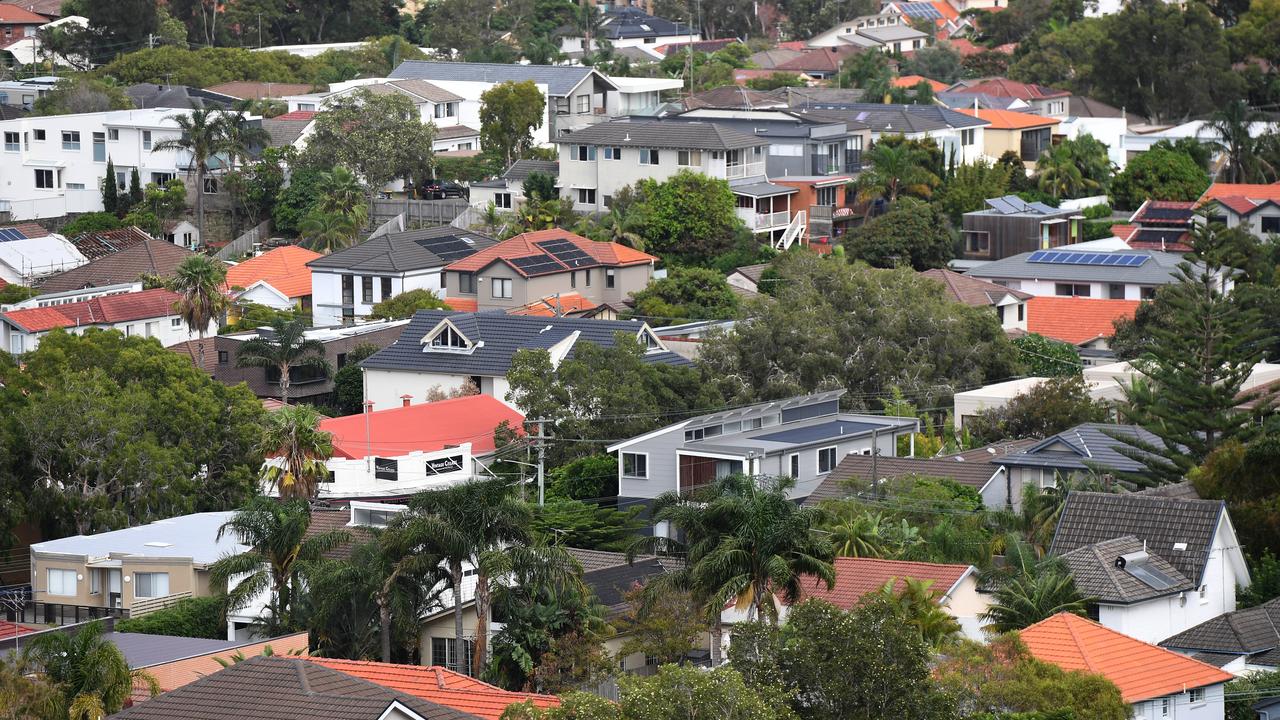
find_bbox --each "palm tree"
[0,651,62,719]
[258,404,333,500]
[572,2,604,58]
[1036,144,1099,200]
[874,577,961,648]
[217,110,270,173]
[209,497,350,635]
[235,317,330,405]
[171,254,228,370]
[314,166,369,226]
[982,566,1088,633]
[153,107,228,239]
[587,203,648,250]
[24,620,158,719]
[855,140,940,205]
[300,209,359,254]
[827,510,889,558]
[1200,99,1274,184]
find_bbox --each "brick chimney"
[400,394,413,408]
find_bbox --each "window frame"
[134,571,170,599]
[380,277,392,300]
[61,130,80,150]
[2,131,18,152]
[789,453,800,478]
[575,188,596,205]
[458,272,476,294]
[142,130,152,150]
[639,148,659,165]
[622,452,649,478]
[34,168,54,189]
[606,268,616,289]
[361,276,374,303]
[817,446,837,474]
[47,568,77,596]
[491,277,512,299]
[603,146,622,160]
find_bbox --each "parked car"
[423,179,468,200]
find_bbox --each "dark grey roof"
[993,423,1171,475]
[803,452,1003,506]
[127,84,235,111]
[1134,481,1201,500]
[1050,490,1226,584]
[0,104,28,121]
[307,227,496,274]
[261,117,311,147]
[390,60,613,97]
[936,91,1023,111]
[733,181,797,197]
[1161,597,1280,661]
[1058,535,1193,604]
[382,79,465,103]
[360,311,689,376]
[105,632,242,670]
[967,248,1190,285]
[504,159,559,181]
[553,120,764,150]
[598,7,695,39]
[584,558,670,617]
[797,102,988,133]
[109,655,479,719]
[435,124,479,140]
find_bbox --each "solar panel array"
[509,254,563,275]
[1120,558,1180,591]
[1133,228,1185,244]
[536,239,595,269]
[417,235,481,262]
[1027,250,1149,267]
[1138,206,1193,222]
[898,1,943,18]
[0,228,29,242]
[985,195,1057,215]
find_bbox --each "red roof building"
[955,107,1060,130]
[0,288,180,333]
[319,394,525,459]
[445,229,655,276]
[1026,296,1139,346]
[225,245,322,304]
[0,1,45,41]
[1020,612,1233,704]
[307,658,560,720]
[794,557,976,610]
[893,75,948,93]
[957,77,1070,101]
[1198,182,1280,217]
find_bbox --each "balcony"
[736,208,791,230]
[724,162,765,180]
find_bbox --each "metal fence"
[215,220,272,261]
[370,199,470,226]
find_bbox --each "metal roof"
[732,181,798,197]
[552,119,764,150]
[967,247,1189,285]
[31,512,244,565]
[390,60,614,97]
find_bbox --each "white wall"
[982,277,1156,300]
[425,79,550,147]
[560,31,699,54]
[311,268,439,327]
[1,315,216,355]
[1130,684,1224,720]
[266,443,479,499]
[557,142,764,213]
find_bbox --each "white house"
[0,223,84,283]
[0,108,203,221]
[284,78,482,153]
[559,7,699,56]
[966,246,1219,301]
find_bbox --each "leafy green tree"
[844,197,954,270]
[1036,135,1111,200]
[530,499,646,551]
[629,267,739,323]
[1109,146,1210,211]
[0,651,61,720]
[128,168,144,210]
[237,147,291,226]
[24,620,155,718]
[617,587,710,666]
[524,171,558,203]
[299,208,359,255]
[332,342,381,416]
[547,454,619,500]
[965,375,1110,444]
[309,165,368,247]
[875,577,962,648]
[61,211,123,238]
[936,160,1013,222]
[854,138,941,204]
[480,81,547,168]
[1192,436,1280,559]
[982,550,1088,633]
[224,303,309,334]
[369,289,449,320]
[782,0,878,39]
[256,404,333,499]
[0,283,38,304]
[1238,550,1280,608]
[116,596,226,639]
[32,75,133,116]
[633,170,744,265]
[619,665,797,720]
[699,251,1020,404]
[488,569,609,692]
[153,108,227,239]
[210,497,349,635]
[95,46,317,87]
[302,89,435,195]
[899,43,964,83]
[236,317,330,405]
[1011,334,1083,377]
[745,72,809,90]
[1225,669,1280,720]
[273,168,326,237]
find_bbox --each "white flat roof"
[954,377,1047,400]
[31,512,246,565]
[608,76,684,93]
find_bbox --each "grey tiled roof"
[993,423,1171,475]
[434,124,479,140]
[803,453,1002,506]
[584,558,671,618]
[1161,597,1280,661]
[261,118,311,147]
[503,160,559,181]
[390,60,612,97]
[110,655,479,719]
[360,311,690,376]
[598,7,694,39]
[552,120,764,150]
[798,102,989,133]
[37,239,193,293]
[1134,481,1201,500]
[967,248,1190,285]
[385,79,465,103]
[307,227,496,273]
[1058,535,1193,604]
[936,91,1023,111]
[1049,491,1226,585]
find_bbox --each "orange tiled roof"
[444,297,478,312]
[1020,613,1233,702]
[130,632,310,703]
[273,110,317,121]
[225,245,322,299]
[0,288,181,333]
[445,229,655,276]
[507,292,597,317]
[893,75,948,93]
[795,557,972,610]
[1198,182,1280,215]
[1027,296,1138,346]
[1109,224,1138,241]
[956,108,1060,130]
[307,658,560,720]
[0,3,47,23]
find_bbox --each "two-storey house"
[441,229,656,313]
[788,100,989,166]
[956,107,1059,169]
[0,108,198,221]
[0,3,43,46]
[947,78,1072,119]
[960,194,1084,261]
[284,78,480,153]
[1197,182,1280,236]
[920,268,1030,333]
[306,227,496,327]
[468,159,558,212]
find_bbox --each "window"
[965,231,990,255]
[458,272,476,294]
[142,130,152,150]
[1160,697,1170,717]
[3,132,17,151]
[61,130,80,150]
[1188,688,1205,705]
[1020,127,1051,162]
[171,317,183,327]
[572,144,596,161]
[575,188,596,205]
[622,452,648,478]
[570,271,576,288]
[1263,216,1280,234]
[789,453,799,478]
[381,277,392,299]
[816,185,837,207]
[218,350,229,364]
[66,182,85,190]
[108,128,119,141]
[1140,286,1156,300]
[1018,303,1025,322]
[431,325,470,349]
[298,103,316,111]
[203,177,218,194]
[134,572,170,599]
[151,172,174,185]
[89,569,101,594]
[491,277,512,299]
[116,170,127,189]
[32,129,44,141]
[961,128,975,146]
[1108,283,1126,300]
[92,131,105,161]
[1054,283,1091,297]
[362,276,374,303]
[639,148,659,165]
[584,269,591,287]
[818,447,837,474]
[602,194,612,208]
[606,268,616,289]
[434,102,457,118]
[603,146,622,160]
[1199,584,1208,602]
[677,150,702,166]
[577,94,590,113]
[22,131,27,150]
[374,458,398,481]
[47,568,76,596]
[494,192,512,209]
[34,169,54,189]
[431,637,474,674]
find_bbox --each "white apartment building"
[285,78,485,152]
[0,108,194,221]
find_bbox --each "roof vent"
[1173,542,1188,551]
[540,325,553,333]
[143,541,174,548]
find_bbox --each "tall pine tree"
[1116,220,1268,482]
[128,168,144,209]
[102,157,118,216]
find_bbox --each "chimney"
[364,400,374,414]
[400,394,413,408]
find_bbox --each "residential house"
[35,237,193,294]
[959,195,1083,261]
[126,83,237,111]
[1112,200,1195,252]
[559,6,699,56]
[109,656,481,720]
[732,68,820,86]
[284,79,481,154]
[1057,94,1132,169]
[1050,490,1251,643]
[682,85,789,111]
[802,439,1037,510]
[989,424,1173,506]
[226,245,323,314]
[359,311,688,410]
[441,229,656,313]
[947,78,1072,119]
[1198,182,1280,236]
[203,81,317,100]
[0,223,84,282]
[921,267,1030,332]
[791,101,989,166]
[127,632,310,704]
[0,3,42,46]
[260,109,316,150]
[161,218,200,249]
[200,320,408,401]
[966,246,1196,300]
[468,159,558,212]
[1160,597,1280,676]
[726,263,768,294]
[955,108,1059,169]
[306,227,497,326]
[0,285,214,354]
[0,108,212,221]
[1025,296,1138,350]
[0,75,57,109]
[1021,612,1233,720]
[806,13,931,53]
[295,394,526,501]
[650,318,737,359]
[606,390,918,514]
[29,511,244,615]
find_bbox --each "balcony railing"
[755,211,791,228]
[129,591,193,618]
[725,162,765,180]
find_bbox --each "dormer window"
[637,327,663,352]
[433,326,469,349]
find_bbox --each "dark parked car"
[423,179,468,200]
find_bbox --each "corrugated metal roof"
[552,119,764,150]
[390,60,612,97]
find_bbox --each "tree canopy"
[844,197,955,270]
[301,89,435,192]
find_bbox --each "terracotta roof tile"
[1198,182,1280,215]
[1026,296,1138,345]
[0,222,49,239]
[955,107,1060,129]
[1021,612,1233,702]
[226,245,322,299]
[203,81,317,99]
[960,78,1069,100]
[0,3,47,23]
[795,557,972,610]
[445,229,655,277]
[507,292,597,317]
[38,239,194,294]
[0,288,181,333]
[444,297,478,311]
[893,75,948,93]
[272,110,317,121]
[307,659,560,720]
[1110,224,1138,241]
[319,394,525,459]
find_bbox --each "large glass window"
[92,131,105,161]
[134,572,170,598]
[622,453,648,478]
[3,132,17,151]
[817,447,837,474]
[61,130,80,150]
[491,278,512,299]
[47,568,77,596]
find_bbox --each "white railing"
[128,591,192,618]
[755,211,790,229]
[776,210,807,250]
[724,162,766,180]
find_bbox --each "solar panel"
[1028,251,1150,267]
[1120,558,1179,591]
[1138,207,1193,222]
[536,240,596,268]
[509,254,563,275]
[0,228,27,242]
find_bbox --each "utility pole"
[871,426,880,499]
[532,420,550,506]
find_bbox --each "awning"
[732,182,798,198]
